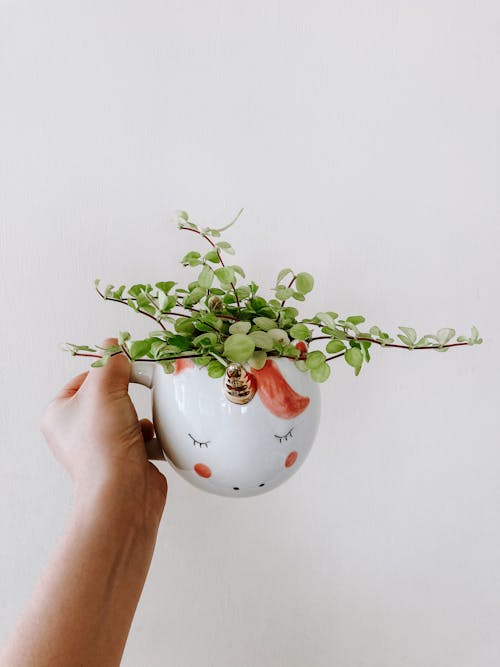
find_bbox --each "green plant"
[61,210,482,382]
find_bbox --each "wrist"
[72,467,164,536]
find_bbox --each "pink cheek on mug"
[285,451,298,468]
[194,463,212,478]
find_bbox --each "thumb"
[87,337,131,393]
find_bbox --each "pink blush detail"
[174,358,195,374]
[194,463,212,478]
[285,451,298,468]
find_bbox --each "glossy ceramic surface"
[131,357,321,497]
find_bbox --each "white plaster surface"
[1,2,499,665]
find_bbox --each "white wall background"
[1,1,499,665]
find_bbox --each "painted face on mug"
[151,358,321,497]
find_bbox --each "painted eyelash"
[188,433,210,448]
[274,427,294,444]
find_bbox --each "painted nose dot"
[285,451,298,468]
[194,463,212,478]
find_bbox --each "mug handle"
[129,361,165,461]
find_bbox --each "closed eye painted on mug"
[274,427,294,443]
[188,433,210,447]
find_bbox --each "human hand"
[40,337,167,523]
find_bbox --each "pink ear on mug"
[253,359,310,419]
[174,358,195,374]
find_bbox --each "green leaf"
[305,350,326,369]
[248,351,267,370]
[198,265,214,289]
[118,331,131,345]
[427,328,456,346]
[126,298,138,311]
[253,316,277,331]
[295,272,314,294]
[129,339,152,360]
[193,356,212,367]
[415,336,430,347]
[181,251,202,266]
[248,331,274,350]
[192,332,218,348]
[326,339,346,354]
[284,306,299,319]
[281,344,300,359]
[91,358,108,367]
[250,297,268,311]
[292,292,306,301]
[436,328,456,346]
[209,351,227,366]
[310,363,331,382]
[59,342,97,355]
[316,312,337,328]
[346,315,366,326]
[155,281,177,295]
[398,326,417,344]
[184,287,206,307]
[231,265,246,278]
[167,334,192,351]
[236,286,251,299]
[158,292,177,312]
[158,360,175,374]
[275,286,295,300]
[215,241,235,255]
[276,268,293,285]
[360,340,371,362]
[128,284,148,298]
[207,360,226,378]
[289,323,310,340]
[267,329,290,344]
[397,334,414,348]
[111,285,126,299]
[173,209,189,222]
[229,321,252,335]
[174,319,196,335]
[150,341,168,358]
[345,347,363,375]
[214,267,235,284]
[295,359,308,372]
[223,334,255,363]
[203,250,221,264]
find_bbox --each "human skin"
[0,338,167,667]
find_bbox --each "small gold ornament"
[224,362,256,405]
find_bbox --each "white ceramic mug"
[130,357,321,497]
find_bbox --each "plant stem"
[325,352,346,363]
[280,275,296,308]
[180,226,241,313]
[176,302,238,321]
[309,334,469,351]
[95,286,167,331]
[71,351,206,362]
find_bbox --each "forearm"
[0,479,161,667]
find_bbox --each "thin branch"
[176,302,238,321]
[325,352,346,363]
[280,275,296,308]
[95,286,167,331]
[71,351,207,363]
[309,334,469,351]
[180,225,241,313]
